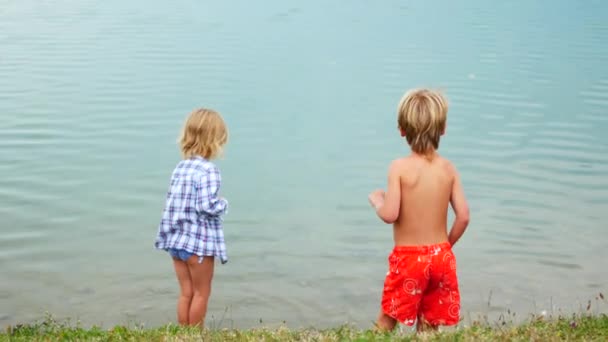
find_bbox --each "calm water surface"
[1,0,608,329]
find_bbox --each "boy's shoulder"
[388,154,457,178]
[388,154,452,169]
[435,154,456,169]
[431,155,458,176]
[437,155,459,175]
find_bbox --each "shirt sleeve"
[195,165,228,216]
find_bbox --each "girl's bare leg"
[187,256,215,327]
[173,258,193,325]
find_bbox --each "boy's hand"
[368,189,385,209]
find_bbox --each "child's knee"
[180,287,194,299]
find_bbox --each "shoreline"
[2,313,608,341]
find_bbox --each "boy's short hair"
[397,88,448,157]
[179,108,228,160]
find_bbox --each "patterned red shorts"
[381,242,460,326]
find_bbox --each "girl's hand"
[368,189,385,209]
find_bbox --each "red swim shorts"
[381,242,460,326]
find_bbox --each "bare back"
[393,154,454,246]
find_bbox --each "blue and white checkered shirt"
[154,156,229,264]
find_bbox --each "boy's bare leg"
[173,258,193,325]
[187,256,215,327]
[375,311,397,332]
[416,315,438,333]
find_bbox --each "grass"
[2,313,608,341]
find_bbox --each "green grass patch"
[2,314,608,341]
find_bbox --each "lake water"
[1,0,608,330]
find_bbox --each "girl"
[154,108,229,327]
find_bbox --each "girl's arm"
[196,165,228,216]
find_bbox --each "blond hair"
[179,108,228,160]
[397,88,448,159]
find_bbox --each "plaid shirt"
[154,156,229,264]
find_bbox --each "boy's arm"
[448,164,469,246]
[374,160,401,224]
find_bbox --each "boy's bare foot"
[416,316,438,334]
[375,311,397,332]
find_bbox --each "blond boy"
[368,89,470,332]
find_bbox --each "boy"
[368,88,470,333]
